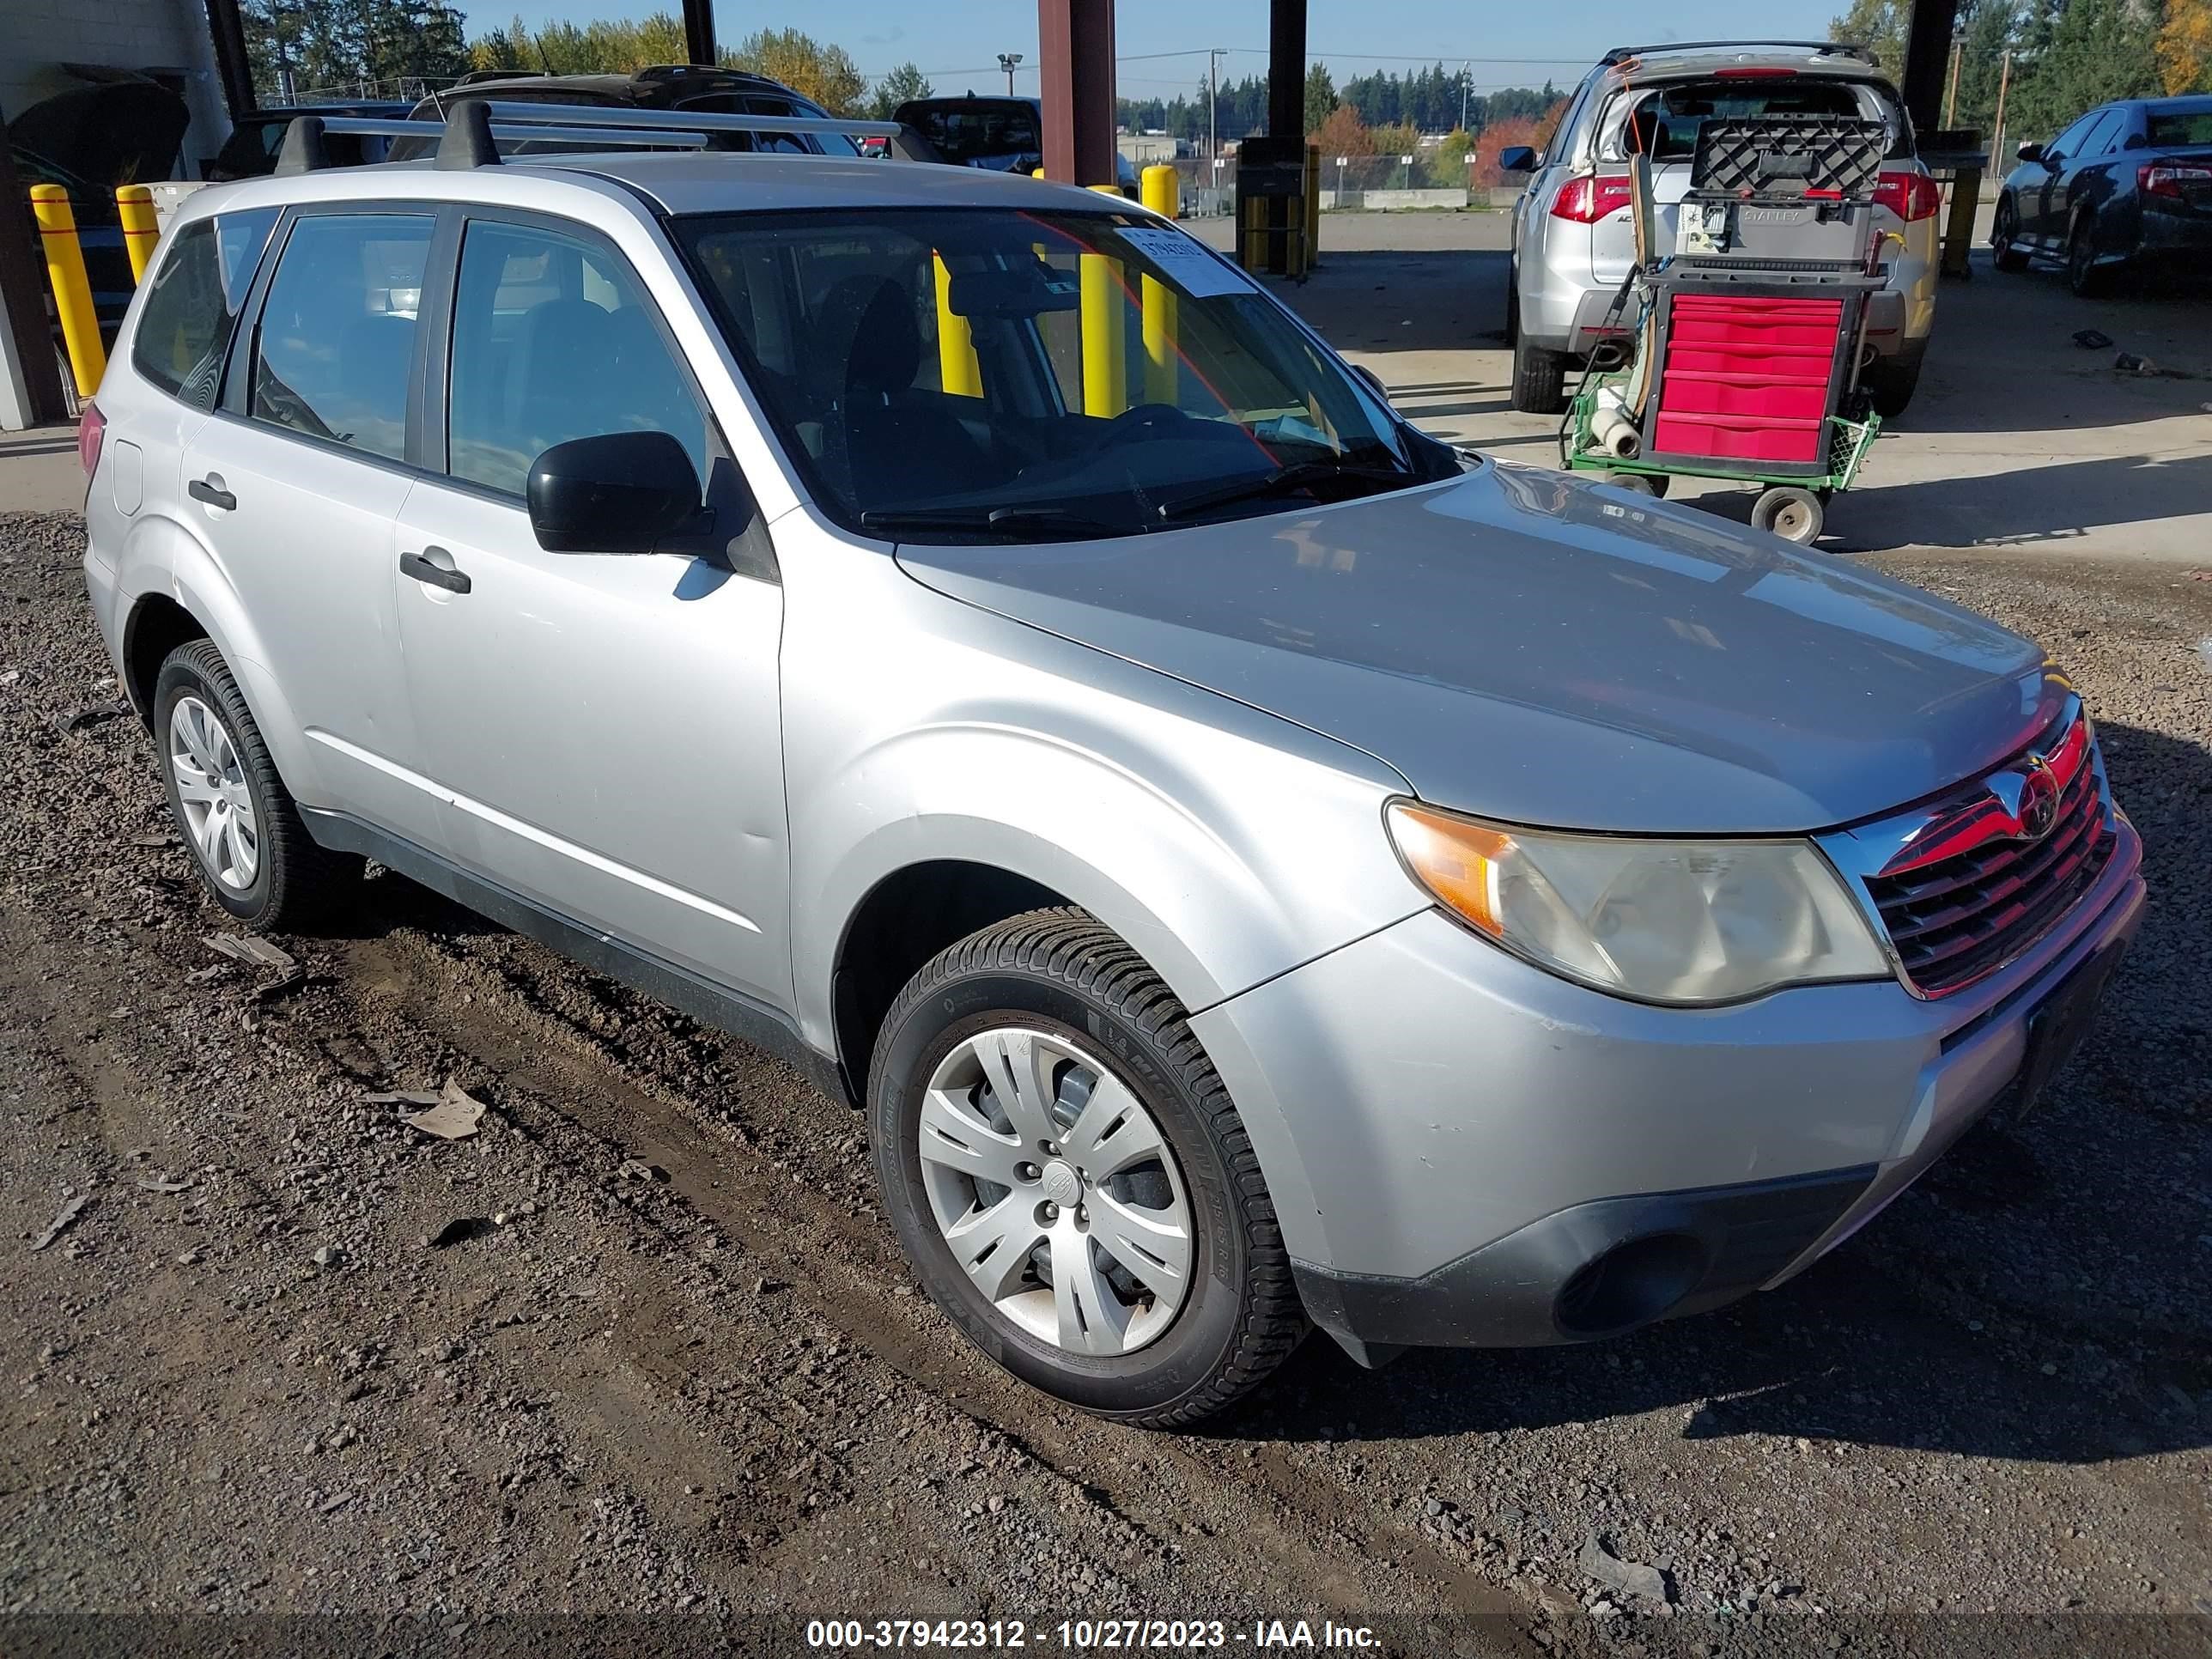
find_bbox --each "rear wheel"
[869,909,1305,1427]
[1602,471,1668,498]
[1510,331,1569,414]
[1752,485,1825,546]
[154,640,361,930]
[1990,197,2030,271]
[1863,349,1923,419]
[2067,214,2110,297]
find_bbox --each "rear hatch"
[1586,72,1915,285]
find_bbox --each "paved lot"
[3,216,2209,1656]
[1194,209,2212,563]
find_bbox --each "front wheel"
[1991,198,2030,271]
[869,909,1305,1427]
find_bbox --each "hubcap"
[168,696,258,891]
[917,1026,1194,1357]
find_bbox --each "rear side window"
[445,218,714,495]
[130,208,279,406]
[250,212,433,462]
[2075,110,2124,158]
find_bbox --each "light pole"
[1207,46,1224,167]
[999,52,1023,96]
[1460,61,1471,134]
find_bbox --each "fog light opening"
[1554,1232,1707,1338]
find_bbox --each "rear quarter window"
[129,208,280,406]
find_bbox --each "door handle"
[399,546,472,595]
[187,476,236,511]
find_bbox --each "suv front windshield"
[677,208,1449,541]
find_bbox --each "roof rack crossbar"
[1601,40,1875,66]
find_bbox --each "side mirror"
[527,431,706,555]
[1351,364,1390,403]
[1498,145,1538,173]
[2015,142,2044,163]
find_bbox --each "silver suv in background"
[79,116,2139,1427]
[1503,40,1942,416]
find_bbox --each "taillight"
[77,402,105,477]
[1551,174,1634,222]
[2139,161,2212,198]
[1711,66,1798,78]
[1874,170,1942,222]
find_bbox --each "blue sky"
[489,0,1844,96]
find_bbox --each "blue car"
[1992,94,2212,294]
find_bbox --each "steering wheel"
[1090,403,1200,448]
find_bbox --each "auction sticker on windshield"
[1118,227,1255,297]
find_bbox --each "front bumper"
[1190,819,2143,1363]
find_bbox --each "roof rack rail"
[294,112,711,166]
[470,98,945,162]
[1600,40,1875,66]
[454,68,546,85]
[278,100,946,172]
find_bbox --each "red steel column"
[1038,0,1116,186]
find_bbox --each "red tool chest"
[1650,294,1844,466]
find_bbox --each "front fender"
[779,529,1435,1269]
[114,509,324,800]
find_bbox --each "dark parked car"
[204,102,412,179]
[1992,95,2212,294]
[398,66,860,157]
[890,94,1139,191]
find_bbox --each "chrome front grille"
[1856,706,2117,997]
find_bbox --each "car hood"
[893,463,2058,834]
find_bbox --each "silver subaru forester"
[80,129,2141,1427]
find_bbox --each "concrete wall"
[1327,188,1469,212]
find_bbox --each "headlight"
[1385,800,1891,1005]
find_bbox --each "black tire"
[1510,331,1569,414]
[1990,198,2030,272]
[153,639,361,930]
[1863,349,1923,419]
[868,908,1305,1428]
[1602,471,1668,498]
[1752,485,1825,546]
[2067,214,2109,297]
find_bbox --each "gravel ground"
[1,510,2207,1658]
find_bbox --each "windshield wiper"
[1155,454,1414,521]
[857,504,1133,539]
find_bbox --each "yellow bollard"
[116,184,161,284]
[1079,184,1127,417]
[932,253,981,398]
[1137,167,1181,407]
[31,185,106,398]
[1139,164,1178,221]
